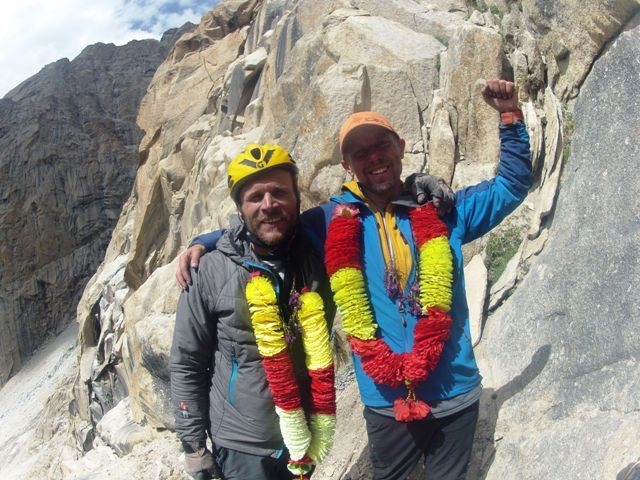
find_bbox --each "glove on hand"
[404,173,455,216]
[184,446,222,480]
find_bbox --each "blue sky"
[0,0,219,98]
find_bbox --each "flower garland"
[324,202,453,421]
[246,274,336,477]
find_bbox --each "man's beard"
[244,213,299,253]
[360,178,399,197]
[253,222,296,248]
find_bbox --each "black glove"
[404,173,455,216]
[183,442,223,480]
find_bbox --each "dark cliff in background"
[0,24,195,386]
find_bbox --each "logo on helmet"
[237,147,275,170]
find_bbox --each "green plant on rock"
[475,0,488,12]
[490,5,503,18]
[485,224,522,284]
[466,1,504,22]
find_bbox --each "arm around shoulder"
[190,230,223,250]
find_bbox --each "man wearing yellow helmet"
[227,144,301,252]
[170,143,336,480]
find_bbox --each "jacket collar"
[333,181,420,209]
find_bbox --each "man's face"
[341,125,405,204]
[238,169,299,250]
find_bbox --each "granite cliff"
[1,0,638,478]
[0,24,196,386]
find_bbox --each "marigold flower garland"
[246,274,336,477]
[324,202,453,421]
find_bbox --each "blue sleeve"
[494,122,532,198]
[452,122,532,244]
[190,230,224,251]
[300,203,333,259]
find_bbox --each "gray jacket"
[169,222,334,457]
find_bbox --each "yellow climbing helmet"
[227,144,298,202]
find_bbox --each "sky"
[0,0,220,98]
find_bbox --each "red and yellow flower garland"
[246,274,336,477]
[324,202,453,421]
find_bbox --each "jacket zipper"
[229,343,238,406]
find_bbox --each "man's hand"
[176,244,206,290]
[184,446,222,480]
[404,173,455,216]
[480,79,519,113]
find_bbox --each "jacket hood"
[216,220,253,268]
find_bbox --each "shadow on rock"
[618,459,640,480]
[468,344,552,479]
[341,447,374,480]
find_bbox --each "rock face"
[3,0,640,478]
[472,21,640,479]
[0,25,194,386]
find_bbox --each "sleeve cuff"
[500,109,524,125]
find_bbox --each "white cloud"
[0,0,219,97]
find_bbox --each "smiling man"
[236,168,298,248]
[170,144,337,480]
[227,151,301,252]
[338,112,406,207]
[321,80,531,480]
